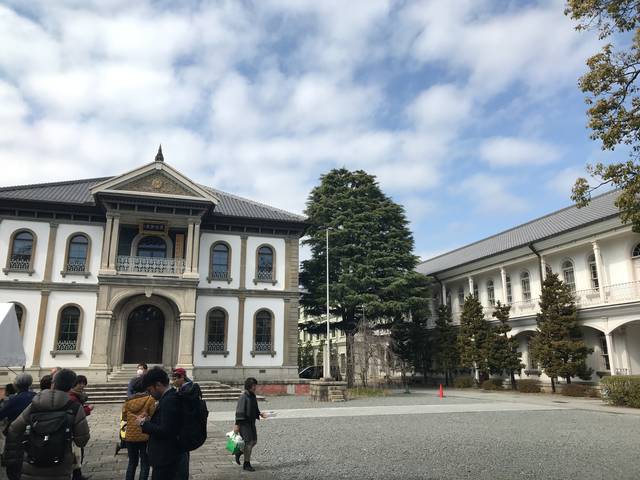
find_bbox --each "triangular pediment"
[90,156,219,205]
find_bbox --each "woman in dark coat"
[234,378,265,472]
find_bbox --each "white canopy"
[0,303,26,367]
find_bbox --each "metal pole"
[324,227,331,380]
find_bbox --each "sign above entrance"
[140,222,168,234]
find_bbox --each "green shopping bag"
[226,433,244,454]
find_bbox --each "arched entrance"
[124,305,165,364]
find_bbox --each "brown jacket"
[7,389,90,480]
[121,393,156,443]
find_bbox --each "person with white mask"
[128,364,148,398]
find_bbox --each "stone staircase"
[328,385,346,402]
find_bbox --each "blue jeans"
[126,442,150,480]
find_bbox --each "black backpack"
[23,400,80,467]
[176,383,208,452]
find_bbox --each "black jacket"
[141,388,181,466]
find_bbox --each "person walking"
[122,378,156,480]
[5,369,90,480]
[234,377,266,472]
[136,367,182,480]
[68,375,93,480]
[0,374,36,480]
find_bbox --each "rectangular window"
[599,334,610,371]
[521,278,531,302]
[590,262,599,289]
[506,276,512,303]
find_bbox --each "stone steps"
[328,386,346,403]
[85,381,246,404]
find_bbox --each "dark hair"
[53,369,77,393]
[4,383,16,396]
[74,375,88,387]
[131,377,147,394]
[244,377,258,391]
[39,375,52,391]
[138,363,148,370]
[143,366,169,388]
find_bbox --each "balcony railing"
[453,281,640,322]
[116,255,185,275]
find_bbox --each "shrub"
[516,379,541,393]
[601,375,640,408]
[561,383,592,397]
[453,376,475,388]
[481,378,503,391]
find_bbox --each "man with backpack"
[171,368,208,480]
[5,369,90,480]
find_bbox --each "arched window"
[65,234,89,273]
[588,254,599,289]
[520,271,531,302]
[253,309,274,355]
[457,286,465,308]
[7,230,35,272]
[505,274,512,303]
[137,236,167,258]
[487,280,495,305]
[11,302,24,335]
[210,242,231,281]
[562,260,575,292]
[256,245,275,282]
[205,308,228,355]
[633,243,640,258]
[55,305,81,352]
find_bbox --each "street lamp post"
[324,227,331,380]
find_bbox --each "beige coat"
[7,389,90,480]
[121,393,156,443]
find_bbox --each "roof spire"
[155,144,164,162]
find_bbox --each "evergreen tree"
[300,168,426,387]
[529,273,594,392]
[432,305,459,386]
[487,302,524,390]
[457,294,491,380]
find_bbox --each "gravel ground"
[212,409,640,480]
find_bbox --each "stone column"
[592,241,606,302]
[176,313,196,374]
[107,215,120,270]
[191,222,201,274]
[605,332,617,374]
[239,235,248,289]
[100,215,113,270]
[184,221,194,275]
[441,283,447,306]
[90,310,113,371]
[236,295,246,367]
[500,268,507,304]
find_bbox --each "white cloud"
[545,166,585,196]
[479,136,561,167]
[458,174,527,214]
[407,84,473,134]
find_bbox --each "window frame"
[633,243,640,258]
[251,308,276,357]
[207,241,232,283]
[457,286,465,308]
[505,274,512,303]
[51,303,84,357]
[11,302,26,336]
[587,254,599,290]
[254,244,277,285]
[520,271,531,302]
[130,233,174,258]
[61,232,92,278]
[561,259,576,292]
[598,332,611,371]
[202,307,229,357]
[4,229,37,276]
[487,280,495,306]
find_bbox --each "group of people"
[0,363,266,479]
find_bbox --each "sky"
[0,0,626,262]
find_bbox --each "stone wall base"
[192,366,299,383]
[310,380,347,401]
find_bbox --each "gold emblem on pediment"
[114,172,199,197]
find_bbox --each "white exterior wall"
[0,289,41,366]
[39,291,97,368]
[51,224,104,283]
[193,295,239,367]
[0,220,50,282]
[245,236,286,291]
[242,297,284,367]
[197,233,242,289]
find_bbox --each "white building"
[0,148,305,383]
[418,190,640,383]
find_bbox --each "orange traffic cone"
[439,384,444,399]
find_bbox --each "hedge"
[481,378,504,390]
[453,376,475,388]
[600,375,640,408]
[516,379,541,393]
[561,384,593,397]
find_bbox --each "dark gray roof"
[418,189,621,275]
[0,177,306,223]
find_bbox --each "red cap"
[172,368,187,377]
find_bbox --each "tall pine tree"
[300,168,426,387]
[529,273,594,392]
[432,305,459,386]
[457,294,492,380]
[488,302,524,390]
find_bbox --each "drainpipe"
[528,243,544,294]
